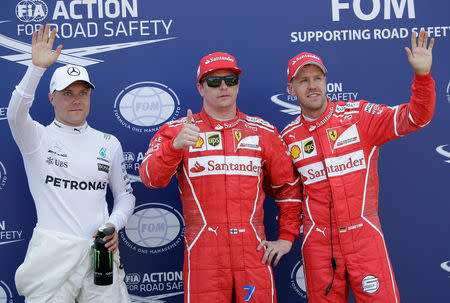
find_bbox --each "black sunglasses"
[201,75,239,87]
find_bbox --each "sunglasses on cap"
[201,75,239,87]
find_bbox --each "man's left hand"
[92,223,119,253]
[405,29,435,75]
[257,239,293,267]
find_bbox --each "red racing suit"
[139,108,302,303]
[281,73,435,303]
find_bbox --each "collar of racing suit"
[51,120,90,134]
[301,99,334,132]
[198,107,243,131]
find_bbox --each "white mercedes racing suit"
[7,64,135,303]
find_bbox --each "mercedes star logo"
[67,66,80,76]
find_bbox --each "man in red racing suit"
[139,52,302,303]
[281,31,435,302]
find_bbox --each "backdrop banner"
[1,1,449,302]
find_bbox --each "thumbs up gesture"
[173,109,201,150]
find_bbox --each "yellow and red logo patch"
[291,145,301,159]
[328,129,337,141]
[195,137,204,148]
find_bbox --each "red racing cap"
[197,52,242,82]
[287,52,327,82]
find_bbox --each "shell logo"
[291,145,301,159]
[195,137,204,148]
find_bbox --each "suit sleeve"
[7,64,47,154]
[360,73,435,146]
[263,129,302,244]
[139,123,184,188]
[108,139,136,231]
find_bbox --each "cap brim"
[291,61,327,80]
[53,80,95,92]
[198,67,242,82]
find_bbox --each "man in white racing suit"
[7,24,135,303]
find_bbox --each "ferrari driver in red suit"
[281,30,435,302]
[139,52,302,303]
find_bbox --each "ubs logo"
[45,157,68,168]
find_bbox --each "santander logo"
[188,156,262,177]
[190,162,205,173]
[298,150,366,185]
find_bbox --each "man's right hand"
[173,109,200,150]
[32,24,62,68]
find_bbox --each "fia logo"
[15,0,48,22]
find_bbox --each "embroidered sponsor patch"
[298,150,366,184]
[288,136,317,162]
[189,132,223,152]
[362,275,380,294]
[97,163,110,173]
[327,124,361,152]
[188,156,262,177]
[236,135,261,151]
[335,101,360,113]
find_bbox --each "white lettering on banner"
[0,220,25,246]
[291,26,450,43]
[324,83,359,102]
[52,0,138,20]
[331,0,415,22]
[327,83,343,92]
[299,150,366,185]
[13,0,176,41]
[188,156,262,177]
